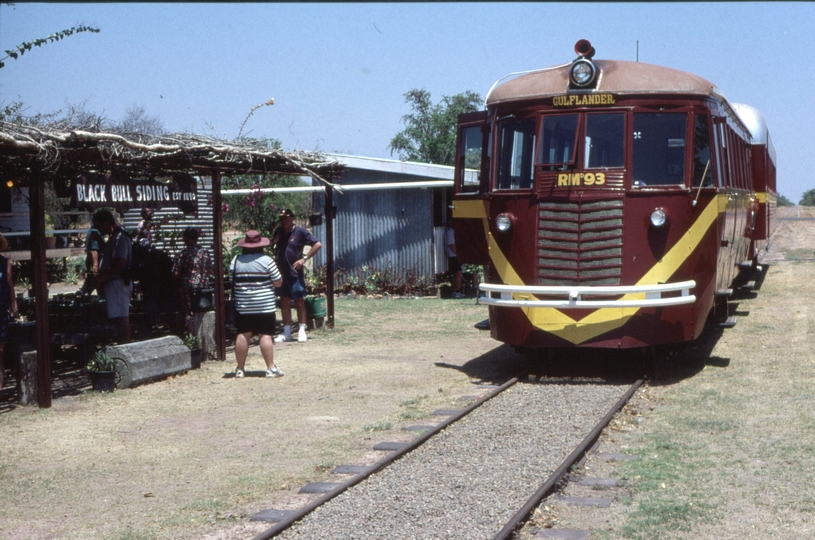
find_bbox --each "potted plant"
[87,350,118,392]
[44,214,57,249]
[183,333,202,369]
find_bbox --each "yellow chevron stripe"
[460,196,724,344]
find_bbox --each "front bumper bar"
[478,280,696,309]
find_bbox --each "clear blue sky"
[1,3,812,202]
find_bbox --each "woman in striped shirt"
[229,230,284,379]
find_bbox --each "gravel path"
[275,381,631,540]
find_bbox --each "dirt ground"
[2,206,814,540]
[0,293,528,540]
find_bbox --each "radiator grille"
[537,198,624,285]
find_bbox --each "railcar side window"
[537,114,578,170]
[584,113,624,169]
[497,118,536,190]
[693,115,714,187]
[458,125,483,193]
[632,113,687,186]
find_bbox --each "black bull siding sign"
[72,173,199,214]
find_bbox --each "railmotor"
[452,40,776,353]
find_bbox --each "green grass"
[616,432,720,538]
[361,421,393,432]
[781,248,815,260]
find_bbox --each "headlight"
[569,59,597,87]
[650,208,667,228]
[496,213,513,232]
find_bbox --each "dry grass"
[0,297,512,540]
[569,208,815,539]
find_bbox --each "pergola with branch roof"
[0,121,345,408]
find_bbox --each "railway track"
[251,376,642,540]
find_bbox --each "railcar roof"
[486,59,718,105]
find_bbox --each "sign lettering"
[72,173,198,214]
[557,172,606,187]
[552,94,616,108]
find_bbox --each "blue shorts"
[104,279,132,319]
[275,274,307,300]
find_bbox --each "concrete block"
[104,336,190,389]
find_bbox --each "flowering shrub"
[309,263,435,297]
[222,174,311,238]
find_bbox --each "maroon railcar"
[452,40,776,352]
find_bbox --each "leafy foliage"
[182,333,201,350]
[388,88,482,166]
[777,193,793,207]
[0,24,100,69]
[87,350,118,372]
[799,189,815,206]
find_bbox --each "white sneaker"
[297,330,307,343]
[274,334,292,343]
[235,368,245,379]
[266,366,284,378]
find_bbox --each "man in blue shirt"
[272,209,322,343]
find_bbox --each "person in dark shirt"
[172,227,214,336]
[271,209,322,343]
[78,218,105,296]
[91,209,133,344]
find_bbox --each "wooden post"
[29,169,52,408]
[324,184,334,329]
[211,168,226,361]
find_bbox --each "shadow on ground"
[437,312,741,389]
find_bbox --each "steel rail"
[491,378,644,540]
[251,377,519,540]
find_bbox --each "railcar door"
[713,117,739,288]
[452,111,491,265]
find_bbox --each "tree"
[800,189,815,206]
[118,105,164,135]
[0,23,100,69]
[388,89,482,166]
[777,193,793,207]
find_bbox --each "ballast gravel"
[275,381,630,540]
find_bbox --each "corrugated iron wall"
[122,186,215,261]
[311,169,449,282]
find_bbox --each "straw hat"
[236,230,270,248]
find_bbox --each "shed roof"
[328,153,454,180]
